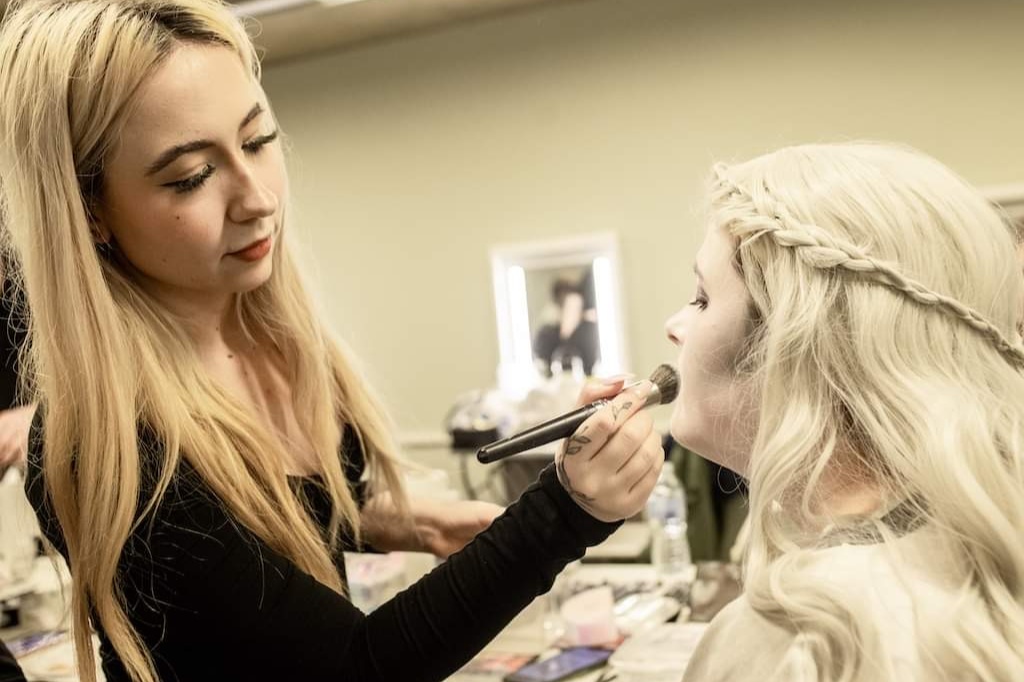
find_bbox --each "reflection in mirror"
[984,184,1024,339]
[984,183,1024,234]
[490,233,627,398]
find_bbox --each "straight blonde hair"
[710,142,1024,680]
[0,1,407,680]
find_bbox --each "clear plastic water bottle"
[645,465,691,585]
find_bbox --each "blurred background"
[2,2,1024,675]
[228,0,1023,484]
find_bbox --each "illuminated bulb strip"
[592,256,621,374]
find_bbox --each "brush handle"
[476,400,608,464]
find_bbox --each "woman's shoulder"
[24,413,209,522]
[684,535,959,681]
[26,413,177,482]
[682,594,798,681]
[806,530,959,615]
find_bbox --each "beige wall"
[261,0,1024,440]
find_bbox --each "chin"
[670,413,748,475]
[670,426,701,456]
[669,408,700,453]
[236,263,274,293]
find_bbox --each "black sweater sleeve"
[25,426,619,682]
[0,279,27,411]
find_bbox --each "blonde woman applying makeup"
[0,1,664,680]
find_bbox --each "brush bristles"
[648,363,680,405]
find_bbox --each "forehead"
[696,225,738,276]
[117,44,262,159]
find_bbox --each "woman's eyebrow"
[144,102,264,176]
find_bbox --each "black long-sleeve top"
[25,420,619,681]
[0,279,27,411]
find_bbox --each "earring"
[94,239,113,259]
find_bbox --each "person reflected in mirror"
[533,275,600,377]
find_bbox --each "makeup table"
[449,561,739,682]
[0,553,738,682]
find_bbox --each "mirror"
[984,183,1024,230]
[490,232,628,398]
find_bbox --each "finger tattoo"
[611,401,633,422]
[557,457,596,506]
[563,426,592,456]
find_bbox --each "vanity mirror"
[985,183,1024,229]
[490,232,628,398]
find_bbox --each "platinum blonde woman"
[0,1,664,680]
[666,142,1024,681]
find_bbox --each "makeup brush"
[476,363,680,464]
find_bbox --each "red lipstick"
[228,236,272,262]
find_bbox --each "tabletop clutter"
[0,458,741,682]
[449,558,741,682]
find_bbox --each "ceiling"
[232,0,590,65]
[0,0,589,65]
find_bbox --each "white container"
[0,468,39,586]
[344,553,407,613]
[558,585,619,646]
[607,622,708,682]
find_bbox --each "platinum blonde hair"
[710,142,1024,680]
[0,1,407,680]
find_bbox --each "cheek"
[669,320,756,468]
[113,206,223,278]
[670,375,757,474]
[671,344,727,442]
[100,173,228,281]
[137,213,217,253]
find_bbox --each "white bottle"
[645,465,691,585]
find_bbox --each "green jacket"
[669,441,748,563]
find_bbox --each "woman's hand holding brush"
[553,377,665,523]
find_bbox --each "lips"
[227,235,272,262]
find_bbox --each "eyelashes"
[169,164,214,194]
[242,130,279,155]
[165,129,279,195]
[689,286,708,311]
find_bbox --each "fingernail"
[630,380,653,398]
[601,373,635,386]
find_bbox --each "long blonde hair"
[710,143,1024,680]
[0,1,407,680]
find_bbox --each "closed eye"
[242,129,279,154]
[160,130,278,195]
[164,164,214,194]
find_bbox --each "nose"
[665,308,686,346]
[228,165,278,224]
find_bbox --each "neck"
[812,463,885,521]
[137,278,245,357]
